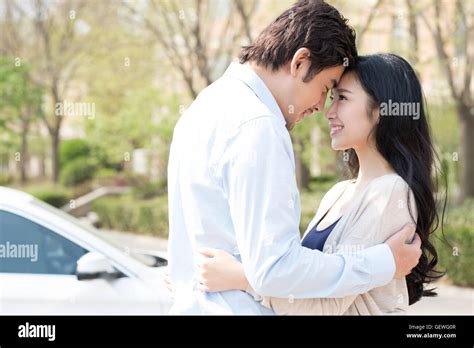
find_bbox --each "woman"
[196,54,444,315]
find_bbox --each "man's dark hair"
[240,0,357,82]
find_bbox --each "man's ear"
[290,47,311,78]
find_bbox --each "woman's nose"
[325,104,336,120]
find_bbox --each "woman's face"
[324,71,379,151]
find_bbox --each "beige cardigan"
[248,173,417,315]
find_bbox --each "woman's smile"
[329,124,344,137]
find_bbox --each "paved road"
[97,229,473,315]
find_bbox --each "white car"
[0,187,172,315]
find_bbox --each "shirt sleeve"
[219,116,395,298]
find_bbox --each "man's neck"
[246,62,291,128]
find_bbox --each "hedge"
[60,158,98,187]
[434,226,473,287]
[30,189,71,208]
[92,195,168,238]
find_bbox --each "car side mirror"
[76,251,124,281]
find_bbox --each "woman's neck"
[354,145,395,186]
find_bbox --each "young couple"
[167,0,442,315]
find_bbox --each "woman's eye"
[339,94,347,101]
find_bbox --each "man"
[167,0,421,314]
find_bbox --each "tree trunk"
[50,87,62,183]
[19,118,30,183]
[291,135,310,191]
[459,109,474,199]
[51,130,60,183]
[295,152,310,191]
[406,0,419,66]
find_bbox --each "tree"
[356,0,384,48]
[421,0,474,199]
[122,0,257,100]
[0,57,43,183]
[1,0,104,182]
[405,0,419,66]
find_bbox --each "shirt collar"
[223,62,286,127]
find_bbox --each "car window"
[0,210,88,275]
[30,199,159,266]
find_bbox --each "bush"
[92,195,168,238]
[95,168,118,179]
[0,174,13,186]
[93,170,147,187]
[308,174,338,193]
[60,158,98,187]
[60,139,91,167]
[434,225,474,287]
[432,199,473,287]
[444,199,474,227]
[31,189,70,208]
[132,180,167,200]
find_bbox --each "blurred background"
[0,0,472,314]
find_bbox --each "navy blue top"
[302,217,342,251]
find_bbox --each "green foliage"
[428,101,460,155]
[308,174,338,192]
[0,57,43,158]
[59,139,92,167]
[60,158,98,186]
[299,175,339,234]
[131,180,168,200]
[92,195,168,238]
[444,199,474,228]
[434,225,473,287]
[30,189,71,208]
[94,168,118,178]
[0,57,42,114]
[0,174,13,186]
[93,170,148,187]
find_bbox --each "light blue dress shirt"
[167,63,396,314]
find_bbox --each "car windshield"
[30,199,157,267]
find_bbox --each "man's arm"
[219,116,396,298]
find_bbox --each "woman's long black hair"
[344,54,445,305]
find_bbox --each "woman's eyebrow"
[335,87,353,94]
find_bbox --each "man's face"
[284,62,345,130]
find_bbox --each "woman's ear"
[373,107,381,124]
[290,47,311,78]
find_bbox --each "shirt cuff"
[365,243,396,289]
[245,284,262,302]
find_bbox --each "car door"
[0,209,159,314]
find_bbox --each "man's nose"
[315,94,327,112]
